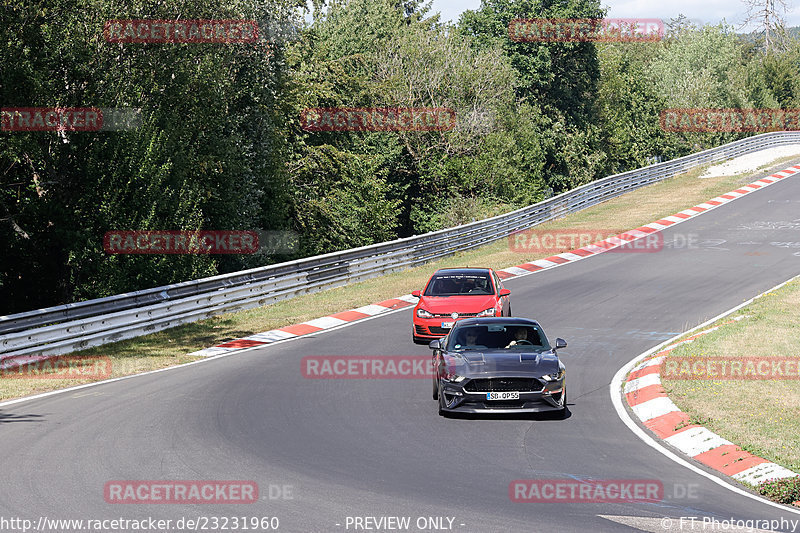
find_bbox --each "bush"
[757,476,800,504]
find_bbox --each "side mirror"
[555,338,567,350]
[499,288,511,297]
[411,290,421,298]
[428,339,442,350]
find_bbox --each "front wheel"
[432,376,439,400]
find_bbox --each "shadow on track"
[440,406,572,422]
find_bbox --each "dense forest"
[2,0,799,314]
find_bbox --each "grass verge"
[2,154,800,402]
[660,277,800,501]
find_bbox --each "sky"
[429,0,800,31]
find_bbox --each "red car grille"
[416,325,452,336]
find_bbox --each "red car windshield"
[424,274,493,296]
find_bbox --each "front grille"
[428,326,451,334]
[431,312,478,318]
[464,378,543,392]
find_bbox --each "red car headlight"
[476,307,496,317]
[416,308,433,318]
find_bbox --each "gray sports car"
[428,317,567,416]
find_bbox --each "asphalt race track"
[2,165,800,533]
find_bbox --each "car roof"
[432,268,493,276]
[453,317,541,327]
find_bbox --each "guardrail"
[3,131,800,359]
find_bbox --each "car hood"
[443,350,561,378]
[418,295,497,314]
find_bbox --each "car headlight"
[416,308,433,318]
[446,375,466,383]
[541,369,565,381]
[476,307,496,317]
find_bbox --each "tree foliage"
[1,0,299,310]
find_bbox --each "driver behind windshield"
[461,278,476,293]
[505,327,530,348]
[462,277,489,294]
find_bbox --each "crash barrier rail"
[3,131,800,358]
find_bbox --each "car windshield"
[423,273,493,296]
[447,324,550,351]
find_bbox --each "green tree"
[648,23,777,151]
[596,42,668,172]
[0,0,300,312]
[457,0,609,193]
[458,0,605,124]
[760,43,800,107]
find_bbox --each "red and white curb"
[188,164,800,357]
[188,296,420,356]
[624,317,800,493]
[494,164,800,280]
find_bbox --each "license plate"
[441,321,454,329]
[486,391,520,400]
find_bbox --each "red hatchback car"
[411,268,511,344]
